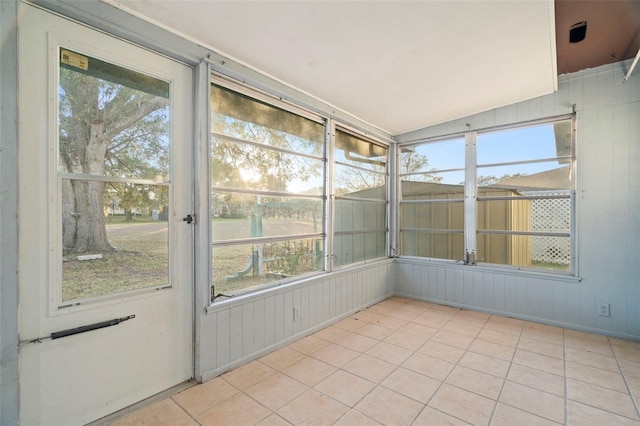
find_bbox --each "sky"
[404,123,568,185]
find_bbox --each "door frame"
[17,4,197,424]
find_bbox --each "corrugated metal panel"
[395,59,640,340]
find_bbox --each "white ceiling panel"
[105,0,557,135]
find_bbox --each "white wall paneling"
[396,59,640,340]
[199,261,394,381]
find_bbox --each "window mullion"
[389,141,398,257]
[326,119,336,272]
[464,132,477,264]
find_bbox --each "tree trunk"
[63,180,111,254]
[59,69,168,254]
[61,117,114,254]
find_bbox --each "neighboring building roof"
[493,166,571,191]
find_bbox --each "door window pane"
[59,49,170,180]
[58,48,171,302]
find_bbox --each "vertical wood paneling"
[493,274,505,312]
[301,285,310,331]
[292,287,301,335]
[482,272,494,310]
[329,278,337,319]
[472,272,483,306]
[436,267,447,300]
[254,299,265,351]
[564,281,581,326]
[284,291,293,338]
[536,280,552,320]
[274,293,285,342]
[502,276,515,314]
[308,284,317,326]
[264,296,275,348]
[200,262,393,378]
[200,312,216,375]
[551,282,567,323]
[629,287,640,337]
[427,266,437,299]
[216,310,230,368]
[229,306,243,361]
[242,303,255,355]
[463,270,474,305]
[322,281,331,322]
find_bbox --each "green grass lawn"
[62,216,321,301]
[62,218,169,301]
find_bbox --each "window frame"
[209,79,327,299]
[398,135,467,261]
[331,125,390,270]
[207,77,392,303]
[397,114,578,277]
[51,40,180,312]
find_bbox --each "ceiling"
[102,0,639,136]
[555,0,640,75]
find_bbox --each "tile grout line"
[609,337,640,421]
[406,307,492,426]
[361,300,464,425]
[486,315,524,426]
[406,307,464,425]
[365,300,429,426]
[169,395,204,426]
[307,300,412,425]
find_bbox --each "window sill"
[205,257,394,314]
[395,256,582,283]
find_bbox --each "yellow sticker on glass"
[60,49,88,70]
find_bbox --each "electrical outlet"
[598,303,610,317]
[293,306,301,321]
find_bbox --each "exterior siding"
[396,59,640,340]
[198,261,394,381]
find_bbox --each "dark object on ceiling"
[569,21,587,43]
[555,0,640,74]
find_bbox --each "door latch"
[182,214,196,225]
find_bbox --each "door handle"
[182,214,196,224]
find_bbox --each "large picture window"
[398,117,575,274]
[210,84,326,296]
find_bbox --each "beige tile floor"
[112,297,640,425]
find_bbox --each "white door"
[18,5,194,425]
